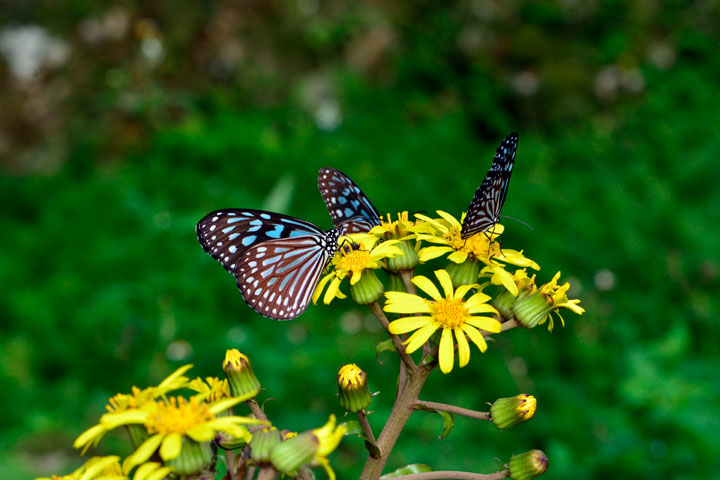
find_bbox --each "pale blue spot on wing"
[338,196,347,204]
[268,278,278,286]
[227,218,243,224]
[241,235,257,246]
[344,208,354,217]
[260,213,271,220]
[228,233,240,240]
[222,226,236,233]
[265,225,285,238]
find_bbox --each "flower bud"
[490,394,537,430]
[337,364,372,412]
[349,269,384,305]
[223,349,261,399]
[269,432,318,475]
[385,240,419,272]
[508,449,548,480]
[512,292,553,329]
[446,259,481,288]
[492,290,516,320]
[166,438,214,475]
[250,427,282,462]
[216,430,250,451]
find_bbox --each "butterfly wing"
[196,209,326,275]
[461,132,518,238]
[236,230,340,320]
[318,167,381,234]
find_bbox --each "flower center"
[432,298,467,328]
[337,250,372,274]
[145,397,214,435]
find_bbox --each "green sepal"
[375,339,396,364]
[380,464,433,478]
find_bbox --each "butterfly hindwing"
[196,209,326,274]
[461,132,518,238]
[318,167,381,234]
[236,231,339,320]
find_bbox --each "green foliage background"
[2,1,719,478]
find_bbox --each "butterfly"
[318,167,381,234]
[461,132,518,239]
[196,209,340,320]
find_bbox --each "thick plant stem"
[359,365,433,480]
[369,301,415,370]
[391,470,509,480]
[415,400,491,421]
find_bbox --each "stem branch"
[415,400,490,421]
[390,470,509,480]
[369,301,415,370]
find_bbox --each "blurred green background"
[2,1,719,479]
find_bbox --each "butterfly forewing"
[196,209,326,274]
[236,231,339,320]
[318,167,381,234]
[461,132,518,238]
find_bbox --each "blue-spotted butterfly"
[196,209,340,320]
[461,132,518,239]
[318,167,381,234]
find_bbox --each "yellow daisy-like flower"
[415,211,539,295]
[36,456,172,480]
[313,234,401,304]
[512,271,585,331]
[74,365,194,454]
[370,211,426,240]
[188,377,231,403]
[120,395,264,473]
[384,269,501,374]
[309,414,348,480]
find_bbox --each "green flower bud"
[490,394,537,430]
[166,438,214,475]
[216,430,250,451]
[493,289,517,319]
[337,364,372,412]
[250,427,282,462]
[513,292,553,329]
[387,273,407,292]
[349,269,384,305]
[446,259,481,288]
[508,449,548,480]
[223,349,261,398]
[385,240,419,272]
[269,432,318,475]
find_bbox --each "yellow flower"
[309,415,348,480]
[369,211,425,240]
[120,395,264,472]
[313,234,401,304]
[384,269,501,374]
[415,211,539,295]
[187,377,231,403]
[512,271,585,330]
[74,365,194,454]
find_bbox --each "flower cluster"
[313,209,583,374]
[43,350,347,480]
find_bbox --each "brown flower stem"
[247,398,268,421]
[390,470,509,480]
[369,301,415,370]
[357,410,381,458]
[246,466,256,480]
[399,270,417,295]
[256,467,277,480]
[226,449,240,480]
[359,364,434,479]
[500,318,519,331]
[414,400,491,421]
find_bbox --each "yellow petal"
[388,316,433,334]
[466,303,498,315]
[123,434,163,473]
[414,213,447,232]
[404,324,439,353]
[455,327,470,367]
[453,283,476,300]
[74,424,106,451]
[435,270,454,298]
[209,397,244,414]
[350,269,362,285]
[411,275,442,301]
[448,250,468,264]
[436,210,462,228]
[323,276,343,304]
[158,364,194,390]
[462,324,488,353]
[418,245,453,262]
[438,328,455,374]
[313,273,334,304]
[464,291,492,310]
[492,266,518,296]
[384,292,431,313]
[159,432,182,460]
[465,316,501,333]
[100,410,149,429]
[187,423,215,442]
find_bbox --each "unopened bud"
[491,394,537,430]
[223,349,261,398]
[337,364,372,412]
[508,449,548,480]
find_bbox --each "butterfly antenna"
[499,215,534,231]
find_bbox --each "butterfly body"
[196,209,339,320]
[318,167,381,234]
[461,132,518,238]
